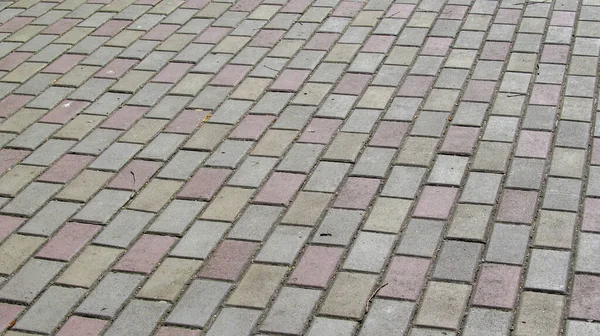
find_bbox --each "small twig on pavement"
[130,171,136,199]
[365,283,388,312]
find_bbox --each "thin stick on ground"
[365,283,388,313]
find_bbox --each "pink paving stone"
[529,84,562,106]
[0,149,30,176]
[152,62,192,83]
[541,44,570,64]
[334,73,371,95]
[197,240,259,281]
[570,274,600,321]
[231,0,261,11]
[211,64,252,86]
[515,130,552,159]
[56,316,108,336]
[333,177,380,210]
[143,24,180,41]
[177,167,232,200]
[92,20,131,37]
[254,172,306,205]
[164,109,209,134]
[40,100,90,124]
[36,222,101,261]
[494,8,521,24]
[305,33,340,51]
[369,121,409,147]
[592,138,600,165]
[42,54,85,74]
[114,234,177,274]
[270,69,311,92]
[496,189,538,224]
[397,76,435,97]
[582,198,600,232]
[288,245,345,288]
[0,215,25,241]
[43,19,81,34]
[0,17,33,33]
[378,256,431,301]
[155,327,201,336]
[229,115,275,140]
[299,118,342,144]
[250,29,285,48]
[385,4,415,18]
[421,37,453,56]
[108,160,163,191]
[440,126,480,154]
[37,154,94,183]
[472,263,522,309]
[480,41,511,61]
[100,106,148,130]
[181,0,209,8]
[95,59,137,79]
[281,0,312,13]
[439,5,468,20]
[0,94,33,118]
[362,35,395,53]
[462,80,497,102]
[0,303,25,333]
[0,52,32,71]
[413,186,458,219]
[194,27,231,43]
[550,11,576,26]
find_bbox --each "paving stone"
[138,257,202,301]
[128,178,183,212]
[261,287,322,335]
[363,197,411,234]
[256,225,311,264]
[0,258,64,303]
[397,219,444,257]
[359,299,414,336]
[320,272,378,319]
[428,155,468,186]
[415,281,471,330]
[76,272,145,318]
[277,143,324,173]
[282,191,332,226]
[433,240,483,282]
[472,141,512,172]
[312,208,364,246]
[14,286,86,334]
[306,318,358,336]
[19,201,81,236]
[486,223,530,265]
[73,189,132,224]
[506,158,546,190]
[2,182,61,216]
[108,159,162,191]
[227,263,288,308]
[201,187,254,221]
[104,300,170,336]
[515,292,564,336]
[0,165,44,196]
[89,142,142,171]
[114,234,176,274]
[463,308,513,336]
[576,233,600,275]
[228,204,283,241]
[206,308,262,336]
[228,156,278,188]
[566,320,600,336]
[198,239,258,281]
[170,220,229,259]
[344,231,395,273]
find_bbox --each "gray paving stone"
[359,299,414,336]
[273,105,315,130]
[209,99,253,125]
[204,140,254,168]
[206,307,262,336]
[381,166,426,199]
[352,147,395,178]
[251,92,294,115]
[104,299,170,336]
[158,150,208,180]
[304,161,350,193]
[460,172,502,205]
[0,258,64,303]
[167,279,231,328]
[14,73,59,95]
[506,158,546,190]
[317,94,357,119]
[256,225,311,264]
[147,200,205,235]
[463,308,513,336]
[22,139,74,166]
[342,109,381,133]
[433,240,483,282]
[428,155,469,186]
[228,156,278,188]
[344,231,395,273]
[447,204,493,242]
[137,133,186,161]
[482,116,519,142]
[525,249,570,292]
[566,320,600,336]
[312,208,364,246]
[410,111,449,137]
[556,121,590,149]
[261,287,321,335]
[472,141,512,172]
[18,201,80,236]
[89,142,143,171]
[73,189,133,224]
[2,182,61,216]
[170,220,230,259]
[542,177,582,212]
[94,210,155,248]
[69,78,115,101]
[228,205,283,241]
[575,233,600,275]
[306,317,358,336]
[587,166,600,197]
[8,123,60,150]
[384,97,422,121]
[76,272,145,318]
[486,223,530,265]
[127,82,173,106]
[85,93,131,116]
[277,143,324,173]
[14,286,86,334]
[71,129,122,155]
[397,219,445,257]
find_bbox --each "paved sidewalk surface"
[0,0,600,334]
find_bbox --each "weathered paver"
[0,0,597,334]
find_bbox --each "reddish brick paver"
[0,1,597,335]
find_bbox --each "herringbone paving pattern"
[0,0,599,334]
